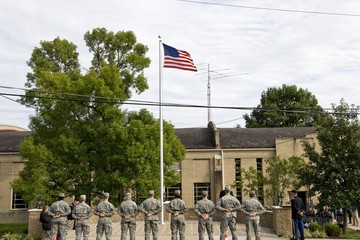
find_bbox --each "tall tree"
[244,84,324,128]
[298,100,360,235]
[12,28,185,206]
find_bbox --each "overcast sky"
[1,0,360,130]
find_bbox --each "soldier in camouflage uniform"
[72,195,92,240]
[118,192,138,240]
[138,190,162,240]
[240,190,266,240]
[94,192,116,240]
[166,190,188,240]
[49,193,71,240]
[217,185,242,240]
[194,190,216,240]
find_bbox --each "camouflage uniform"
[49,196,71,240]
[72,200,92,240]
[241,196,266,240]
[118,195,138,240]
[216,188,242,240]
[138,194,162,240]
[166,195,188,240]
[94,198,116,240]
[194,195,216,240]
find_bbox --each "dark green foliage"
[298,100,360,208]
[324,223,342,237]
[308,222,323,233]
[0,224,28,235]
[298,100,360,236]
[244,84,324,128]
[264,156,304,205]
[12,28,185,205]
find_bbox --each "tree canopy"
[298,100,360,209]
[244,84,324,128]
[12,28,186,206]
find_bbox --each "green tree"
[12,28,185,206]
[298,100,360,236]
[234,167,266,197]
[244,84,324,128]
[236,156,304,206]
[264,156,305,205]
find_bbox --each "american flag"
[163,43,197,72]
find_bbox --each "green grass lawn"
[0,223,28,235]
[339,228,360,239]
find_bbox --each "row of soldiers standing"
[43,185,266,240]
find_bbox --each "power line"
[0,91,358,116]
[0,85,159,105]
[0,94,19,104]
[178,0,360,17]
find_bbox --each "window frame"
[11,191,28,210]
[193,182,211,205]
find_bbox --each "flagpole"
[159,36,165,224]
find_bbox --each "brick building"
[0,125,29,223]
[0,123,317,223]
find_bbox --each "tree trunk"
[343,209,348,238]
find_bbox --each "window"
[256,158,264,204]
[164,183,181,201]
[12,192,28,210]
[235,158,242,202]
[194,183,211,205]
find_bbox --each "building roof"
[219,127,316,149]
[0,130,29,152]
[0,124,316,152]
[175,128,215,149]
[176,127,316,149]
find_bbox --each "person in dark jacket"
[290,190,305,240]
[68,197,80,230]
[40,205,52,240]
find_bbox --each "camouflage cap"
[123,192,131,200]
[79,195,86,201]
[175,190,181,196]
[58,193,65,197]
[148,190,155,195]
[249,190,256,195]
[103,192,110,198]
[202,190,208,195]
[225,185,231,191]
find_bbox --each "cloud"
[1,0,360,130]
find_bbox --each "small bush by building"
[324,223,342,237]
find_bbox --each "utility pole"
[207,63,211,123]
[197,63,249,125]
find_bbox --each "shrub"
[309,230,327,238]
[0,228,13,236]
[308,222,324,233]
[278,231,292,238]
[324,223,342,237]
[0,224,27,235]
[0,233,34,240]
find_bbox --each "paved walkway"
[66,221,360,240]
[67,220,279,240]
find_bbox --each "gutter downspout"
[221,149,224,188]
